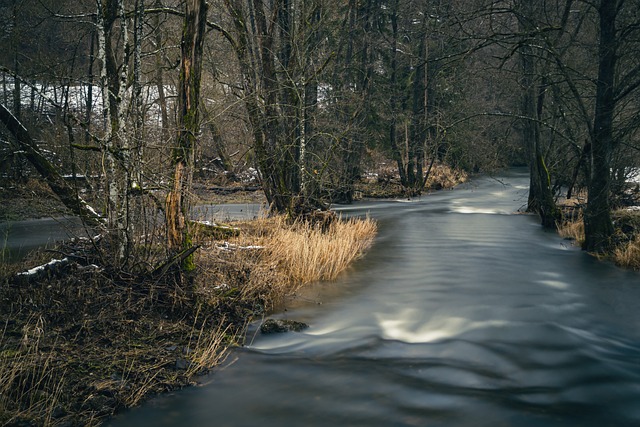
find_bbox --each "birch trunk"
[97,0,131,263]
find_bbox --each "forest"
[1,0,640,425]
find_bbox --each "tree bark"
[166,0,208,270]
[518,0,560,229]
[584,0,617,252]
[0,103,103,227]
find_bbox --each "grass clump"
[557,210,585,245]
[611,210,640,270]
[556,206,640,270]
[194,215,378,312]
[613,234,640,270]
[266,216,377,285]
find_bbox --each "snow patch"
[18,258,69,276]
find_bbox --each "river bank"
[0,215,376,426]
[557,206,640,270]
[0,162,466,426]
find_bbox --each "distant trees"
[1,0,640,266]
[224,0,327,212]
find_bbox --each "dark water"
[1,204,265,263]
[191,203,267,222]
[0,217,86,261]
[109,170,640,427]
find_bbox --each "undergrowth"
[0,214,377,426]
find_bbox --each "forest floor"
[0,161,467,426]
[0,214,377,427]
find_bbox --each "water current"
[109,169,640,426]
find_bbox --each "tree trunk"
[166,0,208,271]
[97,0,131,263]
[408,23,427,194]
[153,0,171,144]
[518,0,559,229]
[0,103,103,226]
[584,0,617,252]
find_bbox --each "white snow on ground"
[2,74,176,127]
[193,220,240,231]
[216,241,264,251]
[17,258,69,276]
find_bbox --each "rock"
[175,358,193,371]
[260,318,309,334]
[51,406,67,419]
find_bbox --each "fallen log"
[0,103,104,227]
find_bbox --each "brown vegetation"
[0,215,377,426]
[355,161,467,199]
[557,209,585,246]
[557,207,640,270]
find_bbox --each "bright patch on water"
[377,309,510,344]
[538,279,570,290]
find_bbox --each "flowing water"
[109,170,640,426]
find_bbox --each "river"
[106,169,640,426]
[0,217,85,261]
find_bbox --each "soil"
[0,232,267,427]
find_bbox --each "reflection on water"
[109,169,640,427]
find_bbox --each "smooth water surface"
[110,170,640,426]
[2,203,266,262]
[0,217,85,261]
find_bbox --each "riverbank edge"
[0,215,377,426]
[557,204,640,270]
[0,164,467,426]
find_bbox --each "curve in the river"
[109,169,640,427]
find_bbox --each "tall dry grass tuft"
[613,234,640,270]
[425,163,468,190]
[0,316,66,427]
[195,215,378,313]
[557,212,585,245]
[266,216,377,286]
[186,320,230,377]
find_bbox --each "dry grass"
[185,313,231,378]
[613,234,640,270]
[556,208,640,270]
[0,261,235,426]
[425,163,468,190]
[557,212,585,245]
[0,213,377,426]
[611,210,640,270]
[0,316,66,426]
[195,215,378,312]
[266,216,377,285]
